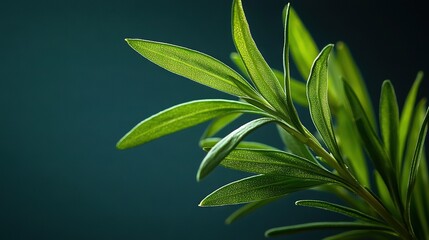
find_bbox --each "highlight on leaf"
[118,1,428,239]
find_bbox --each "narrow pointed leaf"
[295,200,382,223]
[323,230,399,240]
[265,222,390,237]
[126,39,258,98]
[401,99,427,199]
[232,0,287,116]
[405,106,429,224]
[287,7,319,80]
[336,41,375,129]
[197,118,273,181]
[230,52,249,79]
[399,71,424,166]
[225,197,280,224]
[277,125,316,162]
[201,113,242,139]
[379,80,400,167]
[344,82,392,184]
[221,149,339,182]
[374,171,396,214]
[283,4,304,132]
[273,69,308,106]
[336,107,369,186]
[117,100,261,149]
[307,45,341,160]
[199,137,277,151]
[199,174,323,206]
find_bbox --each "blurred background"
[1,0,427,239]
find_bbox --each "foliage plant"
[117,0,429,239]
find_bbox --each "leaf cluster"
[117,1,429,239]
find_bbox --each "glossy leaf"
[197,118,273,181]
[199,174,323,206]
[117,100,262,149]
[379,80,400,167]
[282,3,304,132]
[265,221,390,237]
[336,41,376,129]
[344,82,393,185]
[323,230,399,240]
[287,7,319,80]
[126,39,258,98]
[307,45,341,160]
[399,71,424,167]
[201,113,242,139]
[405,106,429,224]
[277,125,317,163]
[232,0,287,116]
[401,99,427,199]
[336,107,369,186]
[199,137,277,151]
[273,69,308,106]
[221,149,339,182]
[295,200,382,223]
[230,52,249,79]
[225,197,280,224]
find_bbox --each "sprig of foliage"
[117,0,429,239]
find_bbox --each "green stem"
[307,137,414,240]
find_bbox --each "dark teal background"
[1,0,427,239]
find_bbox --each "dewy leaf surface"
[307,45,341,160]
[232,0,287,116]
[199,175,323,206]
[116,100,262,149]
[126,39,258,98]
[197,118,274,181]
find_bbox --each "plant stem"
[306,136,414,240]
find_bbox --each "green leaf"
[323,230,399,240]
[401,99,427,199]
[336,42,376,129]
[399,71,424,168]
[221,149,339,182]
[199,137,277,151]
[201,113,242,139]
[230,52,249,79]
[265,222,390,237]
[196,118,273,181]
[336,107,369,186]
[379,80,400,168]
[232,0,287,116]
[287,7,320,80]
[225,197,280,224]
[374,171,396,216]
[116,100,261,149]
[405,106,429,225]
[282,3,304,133]
[307,44,341,160]
[295,200,382,223]
[344,82,393,186]
[125,39,259,99]
[273,69,308,107]
[277,125,316,163]
[199,174,323,206]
